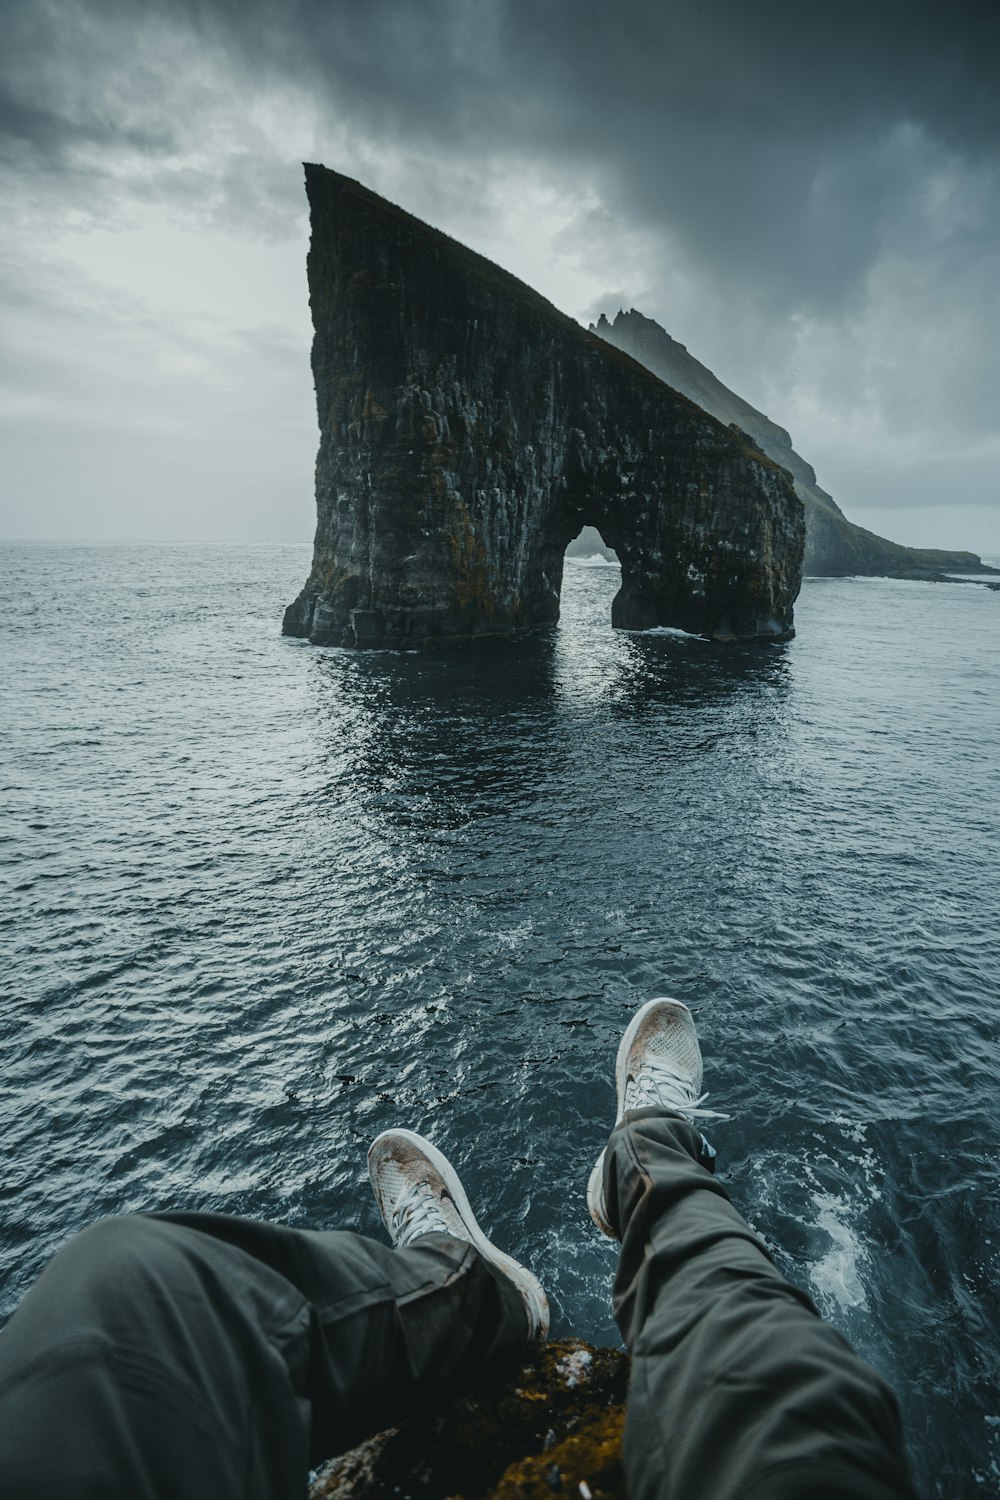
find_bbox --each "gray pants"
[0,1113,918,1499]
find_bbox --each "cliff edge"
[309,1339,629,1500]
[283,166,804,647]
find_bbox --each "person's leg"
[590,999,920,1500]
[0,1134,544,1500]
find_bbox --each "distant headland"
[592,309,997,583]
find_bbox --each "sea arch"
[283,165,803,648]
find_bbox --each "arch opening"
[563,525,620,566]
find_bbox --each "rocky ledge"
[283,165,804,647]
[309,1340,629,1500]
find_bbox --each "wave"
[630,625,708,641]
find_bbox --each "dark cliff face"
[283,167,804,648]
[593,309,994,580]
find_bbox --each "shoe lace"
[389,1179,452,1247]
[627,1060,731,1120]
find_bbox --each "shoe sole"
[586,998,696,1238]
[369,1127,550,1339]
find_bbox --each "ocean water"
[2,541,998,1495]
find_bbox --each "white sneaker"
[587,998,727,1237]
[367,1127,549,1339]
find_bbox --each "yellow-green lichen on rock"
[308,1339,629,1500]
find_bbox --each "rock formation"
[566,524,619,562]
[309,1338,629,1500]
[283,166,804,647]
[592,309,995,580]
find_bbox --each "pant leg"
[0,1210,528,1500]
[604,1108,920,1500]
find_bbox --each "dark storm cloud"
[2,0,997,542]
[297,0,1000,318]
[4,0,998,312]
[163,0,1000,150]
[0,86,173,168]
[5,2,998,265]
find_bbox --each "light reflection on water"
[1,542,999,1496]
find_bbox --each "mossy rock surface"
[309,1339,629,1500]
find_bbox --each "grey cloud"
[1,0,997,544]
[6,0,998,317]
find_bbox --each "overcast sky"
[2,0,998,551]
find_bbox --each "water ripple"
[1,542,998,1495]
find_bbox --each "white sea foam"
[565,553,619,568]
[808,1192,869,1311]
[749,1132,880,1318]
[491,920,535,950]
[633,625,708,641]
